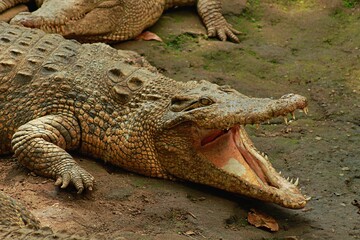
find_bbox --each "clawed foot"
[55,164,94,194]
[206,18,241,43]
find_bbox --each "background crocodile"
[1,190,147,239]
[0,20,309,216]
[0,0,240,43]
[0,191,89,239]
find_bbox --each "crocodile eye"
[199,97,213,106]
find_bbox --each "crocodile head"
[154,80,308,209]
[10,0,126,42]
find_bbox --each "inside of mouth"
[199,126,275,188]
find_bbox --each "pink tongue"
[200,131,262,187]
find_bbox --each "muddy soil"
[0,1,359,239]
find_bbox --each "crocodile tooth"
[284,116,288,125]
[267,120,270,124]
[294,177,299,186]
[278,171,282,175]
[290,178,294,184]
[286,177,290,181]
[305,196,312,201]
[264,155,268,160]
[292,112,296,120]
[261,152,265,157]
[303,107,309,115]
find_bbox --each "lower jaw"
[198,127,265,187]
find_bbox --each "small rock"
[341,167,350,171]
[315,136,322,140]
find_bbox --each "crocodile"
[1,0,241,43]
[0,22,308,211]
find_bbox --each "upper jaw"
[11,12,81,33]
[164,93,308,130]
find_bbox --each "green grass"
[343,0,360,8]
[164,33,199,51]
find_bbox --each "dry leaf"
[247,208,279,232]
[135,31,163,42]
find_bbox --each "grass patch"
[164,33,199,51]
[202,50,234,71]
[242,0,262,22]
[267,0,316,10]
[343,0,360,8]
[330,7,352,23]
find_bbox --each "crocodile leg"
[197,0,241,42]
[11,114,94,193]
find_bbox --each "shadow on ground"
[0,0,359,239]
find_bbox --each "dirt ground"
[0,0,359,239]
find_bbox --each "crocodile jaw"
[195,125,307,208]
[10,1,117,42]
[198,126,269,187]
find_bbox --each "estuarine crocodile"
[1,0,240,43]
[0,20,309,222]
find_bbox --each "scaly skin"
[0,22,308,209]
[0,191,40,228]
[0,226,86,240]
[2,0,241,43]
[0,191,102,239]
[0,0,29,12]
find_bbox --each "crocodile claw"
[207,18,241,43]
[55,165,94,193]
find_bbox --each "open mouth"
[197,125,295,191]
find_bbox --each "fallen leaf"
[247,208,279,232]
[135,31,163,42]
